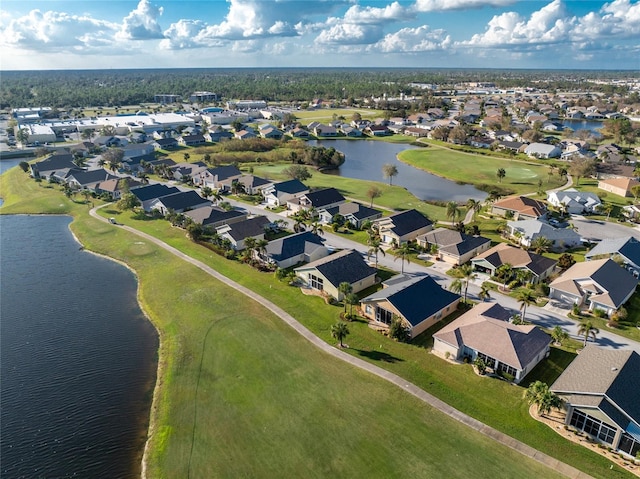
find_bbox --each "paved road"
[89,204,592,479]
[571,215,640,242]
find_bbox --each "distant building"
[189,91,217,103]
[154,94,181,104]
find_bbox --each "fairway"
[399,147,565,195]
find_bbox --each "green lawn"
[399,146,566,196]
[1,167,634,479]
[294,108,384,125]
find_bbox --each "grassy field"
[250,162,450,221]
[294,108,384,125]
[399,146,566,196]
[1,166,633,479]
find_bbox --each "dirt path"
[89,205,593,479]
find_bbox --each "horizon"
[1,1,639,71]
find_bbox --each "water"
[0,215,158,479]
[310,140,486,202]
[560,118,604,135]
[0,158,24,174]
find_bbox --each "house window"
[376,307,394,325]
[569,410,616,445]
[619,433,640,457]
[309,274,323,291]
[497,362,517,377]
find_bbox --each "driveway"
[571,215,640,242]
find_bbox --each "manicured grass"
[294,108,384,125]
[2,168,633,479]
[399,146,566,196]
[251,162,449,221]
[524,347,578,387]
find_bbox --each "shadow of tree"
[355,348,404,363]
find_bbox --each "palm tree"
[577,320,599,347]
[231,179,245,196]
[211,190,223,205]
[309,221,324,236]
[516,288,537,323]
[367,238,385,269]
[446,201,461,224]
[291,211,307,233]
[449,279,463,296]
[255,239,269,261]
[345,293,359,318]
[530,235,552,254]
[338,282,353,313]
[496,167,506,183]
[551,326,569,346]
[478,284,491,302]
[201,186,214,199]
[382,163,398,185]
[523,381,563,417]
[392,243,412,274]
[331,321,349,348]
[466,198,482,222]
[495,263,513,291]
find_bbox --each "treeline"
[1,68,635,110]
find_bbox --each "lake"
[561,118,604,135]
[0,215,158,479]
[309,140,486,202]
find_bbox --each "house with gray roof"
[549,258,637,316]
[318,202,382,229]
[294,249,377,300]
[66,169,119,191]
[433,302,551,383]
[375,209,433,246]
[148,190,210,215]
[472,243,556,283]
[585,236,640,277]
[551,346,640,458]
[216,216,270,250]
[288,187,346,213]
[30,153,77,180]
[506,219,582,251]
[547,189,601,214]
[193,165,243,191]
[524,142,561,159]
[184,206,247,228]
[262,179,309,207]
[417,228,491,266]
[131,183,180,212]
[260,231,327,269]
[360,274,460,338]
[237,175,273,195]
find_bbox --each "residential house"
[506,219,582,251]
[30,153,76,180]
[152,137,179,150]
[261,231,328,269]
[375,209,433,245]
[205,128,234,142]
[288,187,346,213]
[237,175,273,195]
[318,202,382,229]
[551,346,640,458]
[585,236,640,277]
[131,184,180,212]
[95,177,143,199]
[497,140,525,153]
[471,243,557,283]
[598,177,640,198]
[66,169,119,191]
[216,216,271,250]
[312,124,338,137]
[294,249,377,300]
[262,179,309,207]
[360,274,460,338]
[93,136,120,148]
[549,258,638,315]
[148,190,210,215]
[183,205,248,228]
[491,196,547,221]
[178,134,206,147]
[259,126,283,139]
[433,302,551,383]
[171,162,208,182]
[286,127,310,138]
[524,142,562,159]
[622,204,640,222]
[122,143,155,161]
[416,228,491,266]
[340,125,363,137]
[193,165,243,191]
[547,189,601,214]
[365,125,389,136]
[234,129,257,140]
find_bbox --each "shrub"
[473,357,487,374]
[444,351,450,360]
[593,308,607,319]
[389,317,410,342]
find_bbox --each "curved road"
[90,205,591,479]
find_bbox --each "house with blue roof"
[360,274,460,338]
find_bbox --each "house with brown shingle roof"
[549,258,637,315]
[491,196,547,221]
[551,346,640,458]
[433,302,551,383]
[471,243,556,283]
[598,177,640,198]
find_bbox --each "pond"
[309,140,486,202]
[560,119,604,136]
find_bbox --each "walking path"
[90,205,592,479]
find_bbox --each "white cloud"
[160,19,211,49]
[574,0,640,38]
[316,23,383,44]
[371,25,451,52]
[116,0,165,41]
[0,9,117,51]
[414,0,515,12]
[343,2,414,24]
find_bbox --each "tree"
[100,125,116,136]
[569,157,596,186]
[331,321,349,347]
[116,193,140,211]
[186,222,204,242]
[309,221,324,236]
[523,381,562,417]
[446,201,461,224]
[367,185,383,207]
[597,202,614,220]
[392,243,412,273]
[282,164,312,181]
[102,148,124,172]
[16,128,29,148]
[466,198,482,222]
[389,316,410,342]
[338,282,353,313]
[367,237,385,269]
[557,253,576,271]
[631,184,640,200]
[344,293,359,318]
[478,284,491,302]
[19,161,29,173]
[449,279,463,296]
[516,288,537,323]
[577,320,599,347]
[495,263,513,291]
[530,235,552,254]
[382,163,398,186]
[551,326,569,346]
[201,186,213,199]
[231,179,245,196]
[496,168,506,183]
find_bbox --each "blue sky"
[1,0,639,70]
